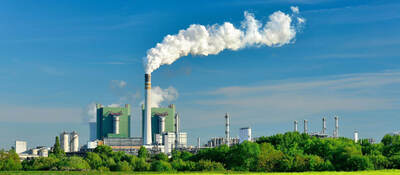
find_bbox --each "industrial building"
[205,137,240,147]
[142,104,176,143]
[96,104,131,140]
[294,116,339,139]
[15,141,49,160]
[239,127,252,143]
[60,131,79,152]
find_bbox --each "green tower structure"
[142,104,176,142]
[97,104,131,140]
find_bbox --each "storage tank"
[239,127,252,143]
[70,131,79,152]
[60,132,70,153]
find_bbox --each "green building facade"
[142,104,176,142]
[97,104,131,140]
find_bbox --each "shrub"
[171,159,196,171]
[85,152,102,170]
[196,160,225,171]
[0,150,22,171]
[115,161,131,171]
[151,160,173,172]
[368,154,389,169]
[131,157,150,171]
[347,155,374,171]
[57,156,90,171]
[153,153,168,161]
[22,156,59,170]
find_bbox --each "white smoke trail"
[144,7,305,74]
[140,86,178,107]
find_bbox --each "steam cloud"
[148,86,178,107]
[144,7,305,74]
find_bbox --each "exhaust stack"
[225,113,230,146]
[294,120,298,132]
[144,74,152,145]
[334,116,339,138]
[322,117,326,134]
[304,120,308,134]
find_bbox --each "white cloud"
[110,80,127,89]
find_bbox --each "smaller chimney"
[304,120,308,134]
[197,137,201,149]
[322,117,326,134]
[225,113,230,146]
[334,116,339,138]
[294,120,298,132]
[354,130,359,143]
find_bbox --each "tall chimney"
[225,113,230,146]
[334,116,339,138]
[322,117,326,134]
[294,120,298,132]
[144,74,152,145]
[304,120,308,134]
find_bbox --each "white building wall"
[15,141,27,154]
[239,127,252,143]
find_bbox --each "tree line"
[1,132,400,172]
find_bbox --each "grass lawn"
[1,170,400,175]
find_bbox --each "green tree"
[51,136,65,157]
[130,156,150,171]
[227,141,260,171]
[22,156,59,170]
[115,161,132,171]
[196,159,225,171]
[138,146,149,159]
[256,143,284,172]
[85,152,103,170]
[151,160,173,172]
[0,149,22,171]
[57,156,90,171]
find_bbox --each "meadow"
[1,170,400,175]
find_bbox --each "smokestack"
[197,137,201,149]
[354,130,359,143]
[144,74,152,145]
[304,120,308,134]
[225,113,230,146]
[334,116,339,138]
[294,120,298,132]
[322,117,326,134]
[175,113,180,149]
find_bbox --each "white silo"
[70,131,79,152]
[239,127,252,143]
[60,132,70,153]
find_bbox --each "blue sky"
[1,0,400,149]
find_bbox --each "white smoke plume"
[141,86,178,107]
[144,7,305,74]
[84,102,97,123]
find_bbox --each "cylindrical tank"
[354,130,359,143]
[60,132,70,153]
[70,131,79,152]
[114,116,120,134]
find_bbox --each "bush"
[85,152,102,170]
[151,160,173,172]
[389,154,400,169]
[22,156,59,170]
[131,157,150,171]
[0,150,22,171]
[196,160,225,171]
[153,153,168,161]
[57,156,90,171]
[347,155,374,171]
[115,161,131,171]
[368,154,389,169]
[171,159,196,171]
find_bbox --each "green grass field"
[1,170,400,175]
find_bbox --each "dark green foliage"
[227,141,260,171]
[153,153,168,161]
[0,149,22,171]
[51,136,65,157]
[368,155,389,169]
[57,156,90,171]
[388,155,400,169]
[138,146,149,159]
[196,159,225,171]
[22,156,59,170]
[115,161,131,171]
[151,160,173,172]
[171,159,196,171]
[85,152,103,170]
[130,156,150,171]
